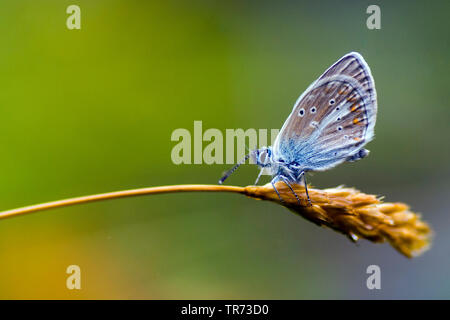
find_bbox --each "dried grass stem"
[0,183,431,258]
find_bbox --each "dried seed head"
[244,182,432,258]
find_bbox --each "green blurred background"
[0,0,448,299]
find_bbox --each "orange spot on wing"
[347,95,358,102]
[353,118,360,125]
[351,103,359,112]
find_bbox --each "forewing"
[272,52,377,171]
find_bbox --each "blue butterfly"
[219,52,377,205]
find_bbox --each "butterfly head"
[253,147,273,168]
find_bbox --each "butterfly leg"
[270,176,285,204]
[298,171,312,206]
[279,175,302,205]
[254,168,264,185]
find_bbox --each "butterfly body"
[220,52,377,204]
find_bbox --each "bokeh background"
[0,0,448,299]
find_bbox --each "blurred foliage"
[0,0,448,298]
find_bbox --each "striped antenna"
[218,152,253,184]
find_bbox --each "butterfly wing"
[272,52,377,172]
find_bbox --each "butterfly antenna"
[219,153,252,184]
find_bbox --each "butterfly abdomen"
[346,148,370,162]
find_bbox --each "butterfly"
[219,52,377,205]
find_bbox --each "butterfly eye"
[329,99,335,105]
[310,106,317,113]
[298,108,305,117]
[259,152,268,164]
